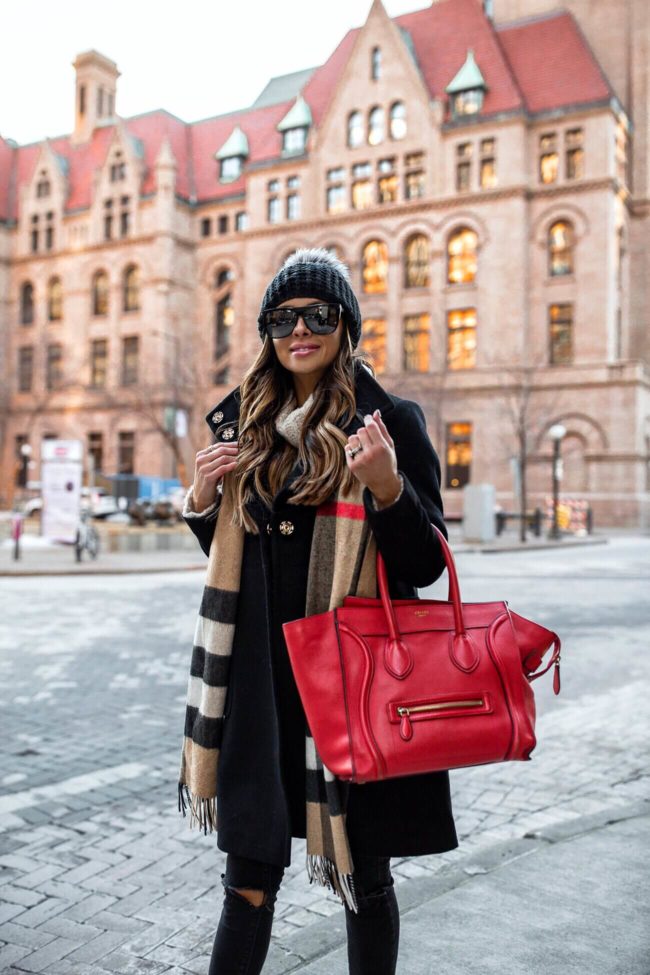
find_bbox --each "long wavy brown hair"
[223,318,374,534]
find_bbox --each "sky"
[2,0,431,146]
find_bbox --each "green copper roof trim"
[445,49,486,94]
[215,124,249,160]
[277,94,312,132]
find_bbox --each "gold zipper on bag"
[397,698,485,741]
[397,699,484,716]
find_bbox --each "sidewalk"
[0,525,610,576]
[265,800,649,974]
[0,538,206,576]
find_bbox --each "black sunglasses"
[262,302,343,339]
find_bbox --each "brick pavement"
[1,535,648,973]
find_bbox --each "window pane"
[404,235,430,288]
[445,421,472,489]
[378,174,398,203]
[539,152,558,183]
[447,228,478,284]
[361,319,387,374]
[91,338,108,388]
[326,184,346,213]
[447,308,477,369]
[549,303,573,364]
[348,111,363,148]
[405,170,424,199]
[121,336,139,385]
[118,431,135,475]
[548,221,573,276]
[389,102,407,140]
[403,315,430,371]
[352,180,373,210]
[362,240,388,294]
[368,106,385,146]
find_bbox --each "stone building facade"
[0,0,648,526]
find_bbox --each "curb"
[267,799,650,974]
[0,562,206,578]
[452,535,608,554]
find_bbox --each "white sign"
[41,439,83,543]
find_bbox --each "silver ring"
[347,444,363,459]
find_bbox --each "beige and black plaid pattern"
[178,474,377,912]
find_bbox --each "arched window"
[20,282,34,325]
[447,227,478,284]
[548,220,574,276]
[48,276,63,321]
[214,267,234,384]
[92,270,109,316]
[347,111,363,149]
[371,46,382,81]
[390,102,407,140]
[362,240,389,294]
[404,234,430,288]
[123,264,140,312]
[368,106,385,146]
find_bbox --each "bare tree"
[487,352,566,542]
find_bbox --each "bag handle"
[376,523,480,678]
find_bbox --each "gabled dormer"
[93,120,144,243]
[215,125,249,183]
[445,49,487,120]
[277,94,312,156]
[20,139,68,255]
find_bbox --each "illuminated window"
[362,240,389,294]
[47,277,62,321]
[403,314,430,371]
[445,422,472,488]
[214,268,234,383]
[390,102,407,140]
[361,319,387,374]
[480,137,497,188]
[352,178,373,210]
[123,265,140,312]
[447,228,478,284]
[565,128,584,180]
[368,106,385,146]
[347,111,363,148]
[404,234,430,288]
[549,303,573,364]
[539,132,558,184]
[378,174,398,203]
[548,221,574,276]
[92,271,109,316]
[447,308,477,369]
[20,281,34,325]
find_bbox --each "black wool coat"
[184,364,459,868]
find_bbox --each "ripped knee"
[231,887,267,908]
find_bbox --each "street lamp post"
[548,424,566,540]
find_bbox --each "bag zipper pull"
[397,707,413,741]
[553,654,561,695]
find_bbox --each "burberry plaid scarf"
[178,399,378,912]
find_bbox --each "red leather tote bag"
[282,525,561,783]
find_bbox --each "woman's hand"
[192,441,238,510]
[345,409,401,507]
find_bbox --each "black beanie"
[257,256,362,349]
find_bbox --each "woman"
[179,248,458,975]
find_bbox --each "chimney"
[71,50,120,145]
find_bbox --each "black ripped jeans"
[208,851,400,975]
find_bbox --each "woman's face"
[271,296,344,382]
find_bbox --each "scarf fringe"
[178,782,216,836]
[306,853,359,914]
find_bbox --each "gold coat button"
[212,410,224,424]
[279,520,294,535]
[221,427,235,440]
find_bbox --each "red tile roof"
[0,0,613,223]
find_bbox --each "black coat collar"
[204,362,395,441]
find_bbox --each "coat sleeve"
[182,483,222,558]
[361,399,448,588]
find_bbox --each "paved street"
[0,532,649,973]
